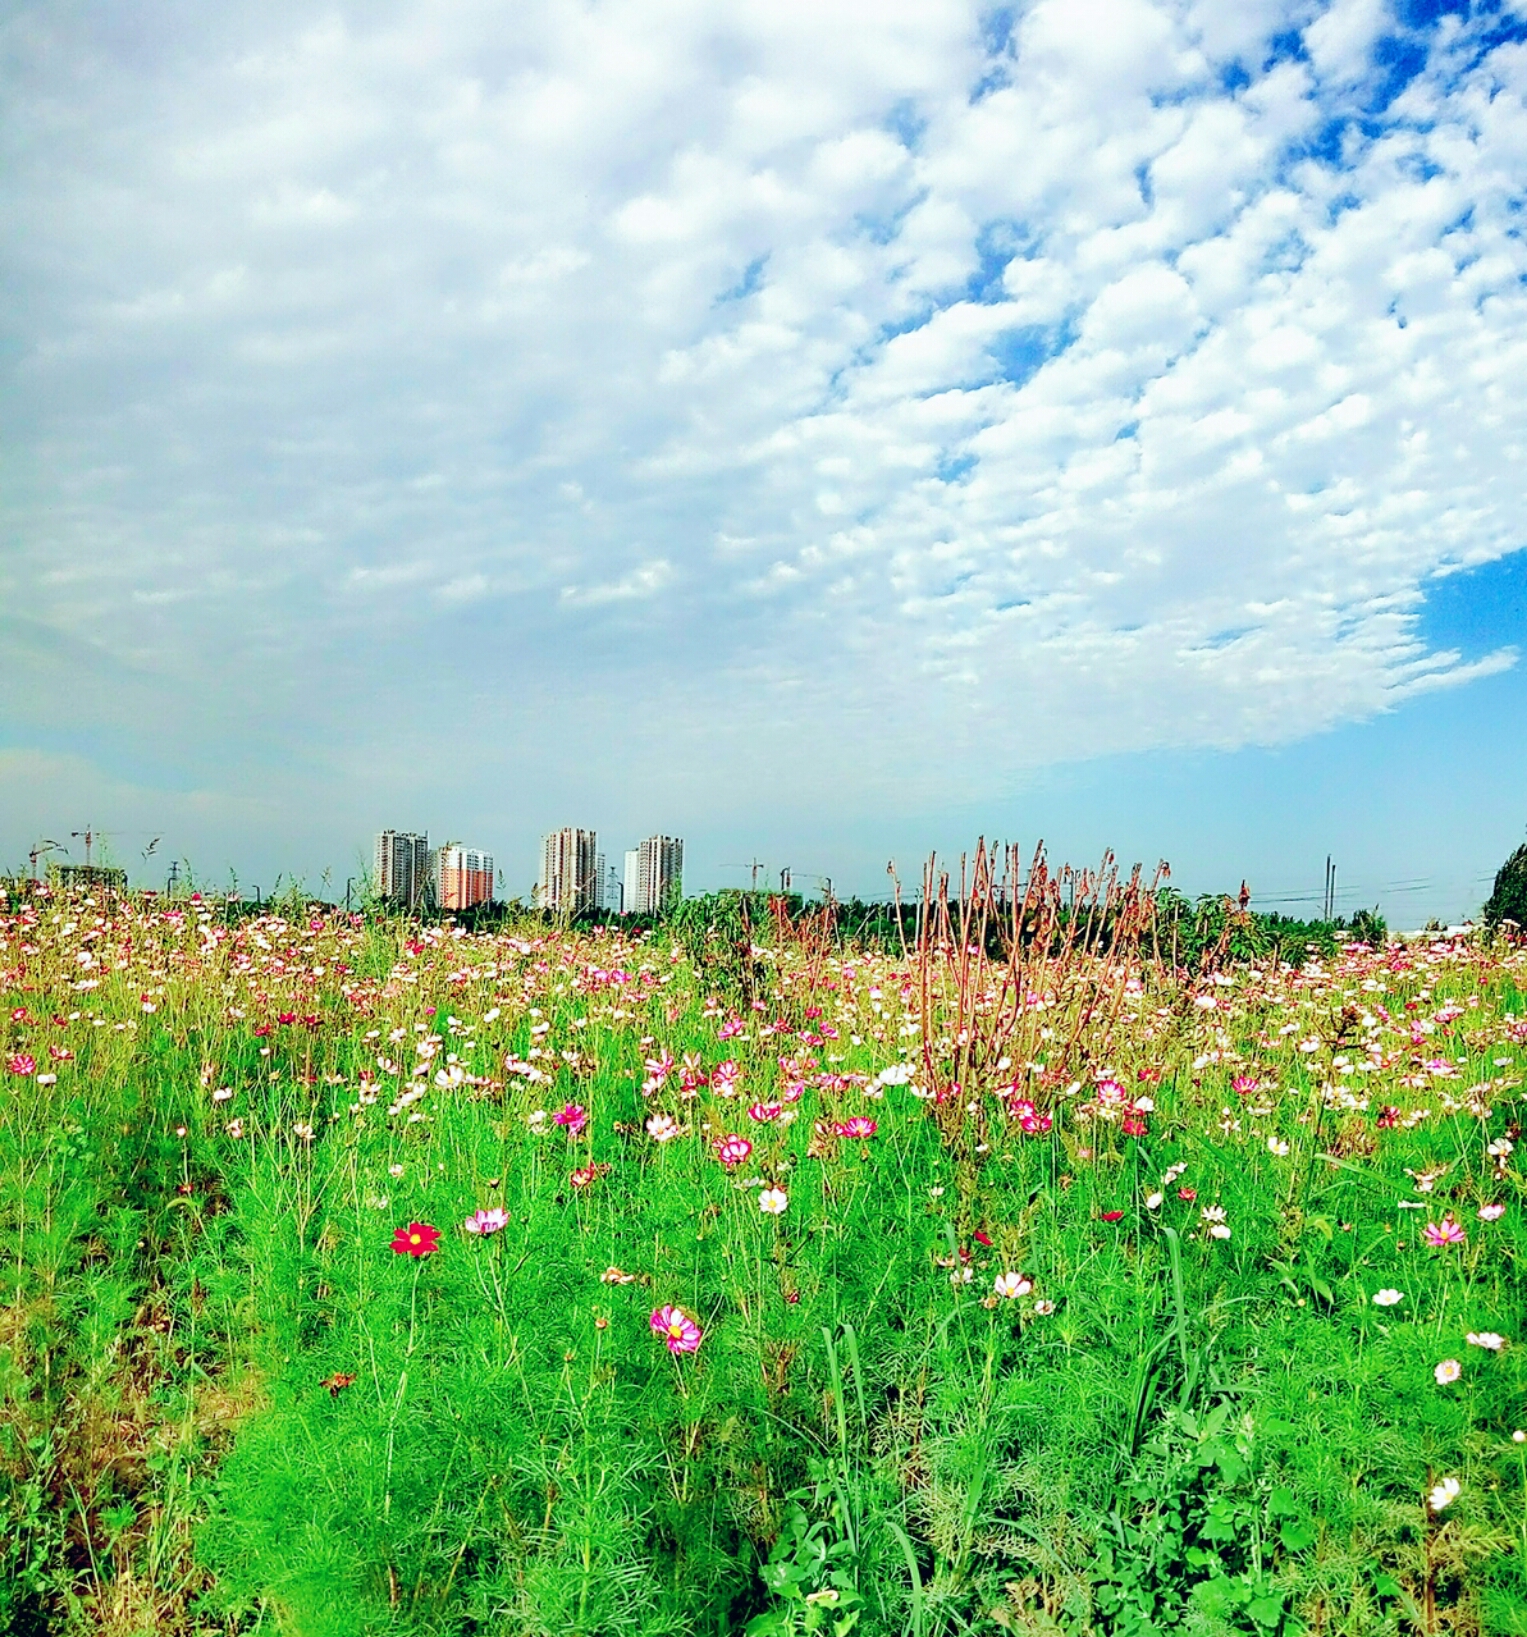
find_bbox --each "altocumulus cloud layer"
[2,0,1526,854]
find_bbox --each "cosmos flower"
[1434,1359,1462,1385]
[646,1113,682,1142]
[1033,1299,1056,1316]
[714,1135,753,1168]
[758,1187,788,1215]
[1423,1218,1467,1248]
[1428,1476,1460,1512]
[748,1102,783,1123]
[554,1103,589,1137]
[1371,1289,1404,1307]
[834,1117,877,1140]
[1478,1203,1505,1221]
[463,1207,509,1235]
[993,1271,1032,1299]
[650,1305,702,1354]
[1465,1332,1505,1351]
[390,1222,440,1258]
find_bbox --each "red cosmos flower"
[252,1024,272,1038]
[1376,1106,1400,1129]
[1101,1210,1126,1223]
[1177,1187,1197,1202]
[1121,1113,1148,1137]
[277,1011,297,1025]
[390,1221,440,1258]
[973,1230,994,1248]
[10,1007,31,1024]
[570,1163,611,1189]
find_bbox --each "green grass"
[1,894,1524,1635]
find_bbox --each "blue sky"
[2,0,1525,924]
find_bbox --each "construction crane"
[720,860,769,890]
[29,839,66,881]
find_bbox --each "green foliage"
[1484,839,1527,932]
[1,893,1525,1635]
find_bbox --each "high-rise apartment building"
[631,835,683,915]
[538,828,598,915]
[375,830,431,908]
[623,849,640,914]
[435,845,494,911]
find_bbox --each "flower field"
[1,871,1525,1636]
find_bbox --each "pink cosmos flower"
[1232,1076,1260,1097]
[718,1017,744,1040]
[553,1103,589,1137]
[650,1304,703,1354]
[748,1102,783,1123]
[835,1117,877,1140]
[1423,1217,1467,1248]
[714,1134,753,1168]
[463,1207,509,1236]
[712,1060,741,1095]
[1478,1203,1505,1221]
[6,1054,36,1077]
[646,1113,681,1142]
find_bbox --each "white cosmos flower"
[993,1271,1032,1300]
[1428,1476,1461,1513]
[1371,1289,1404,1307]
[758,1187,788,1215]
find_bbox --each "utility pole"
[167,860,180,897]
[780,866,791,893]
[1322,856,1337,922]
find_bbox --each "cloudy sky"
[3,0,1525,920]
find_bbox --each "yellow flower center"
[409,1233,421,1245]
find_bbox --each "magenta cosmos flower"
[553,1103,589,1137]
[650,1304,703,1354]
[463,1207,509,1235]
[714,1134,752,1168]
[6,1053,36,1077]
[1423,1217,1467,1248]
[835,1117,878,1140]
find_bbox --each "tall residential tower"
[374,830,431,909]
[630,835,683,915]
[538,828,598,915]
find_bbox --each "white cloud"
[1,0,1525,857]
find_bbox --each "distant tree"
[1483,837,1527,931]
